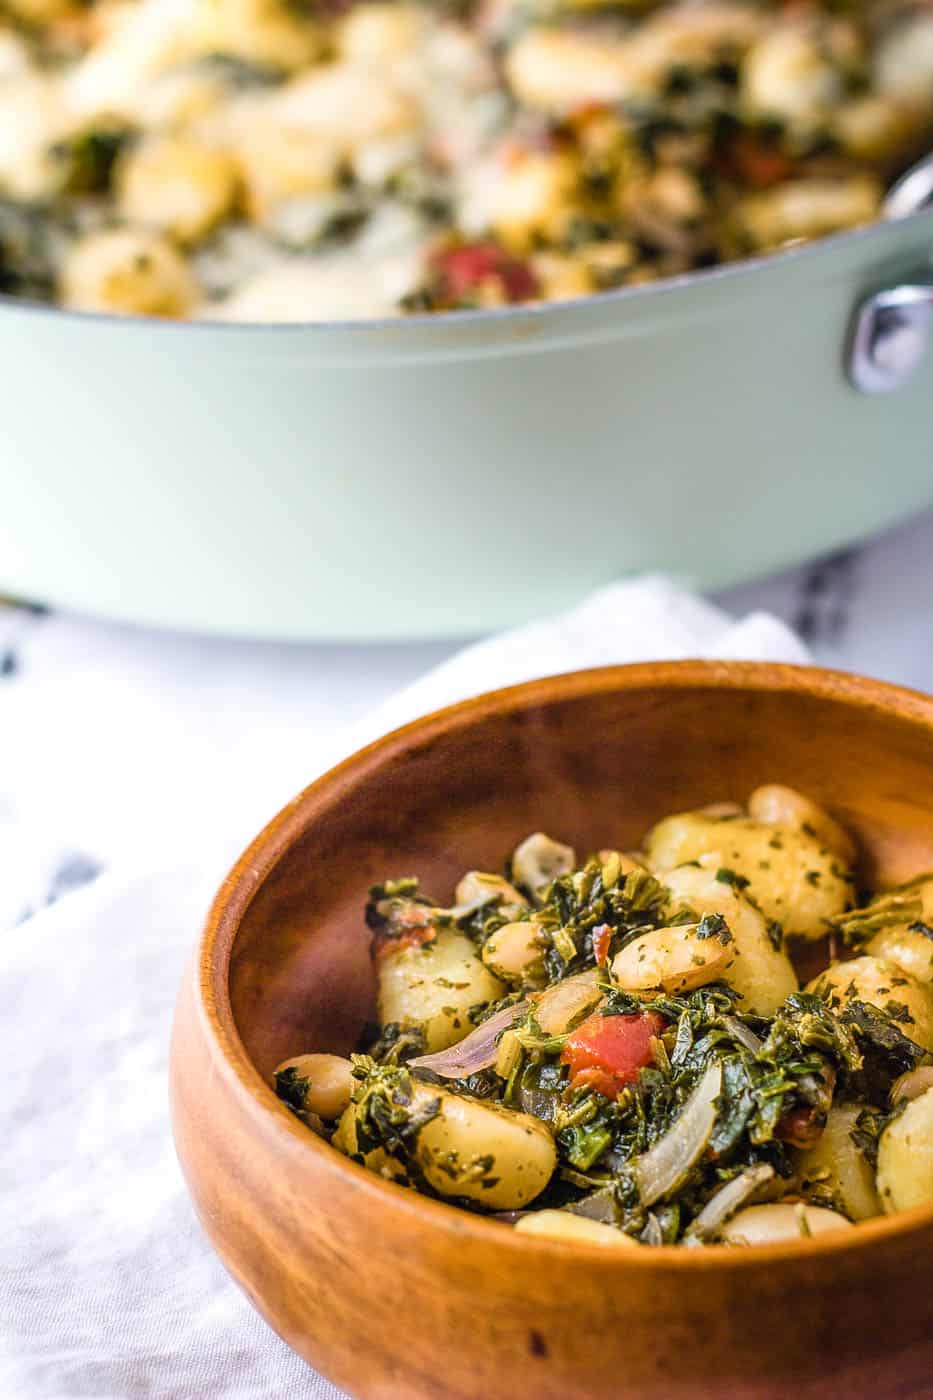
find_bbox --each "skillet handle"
[847,275,933,394]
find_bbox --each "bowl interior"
[227,664,933,1081]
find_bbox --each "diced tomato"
[561,1010,666,1101]
[432,241,539,305]
[592,923,613,966]
[775,1103,826,1148]
[371,903,437,961]
[728,138,795,189]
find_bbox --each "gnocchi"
[806,956,933,1054]
[377,926,506,1054]
[876,1088,933,1214]
[646,801,853,940]
[0,0,929,320]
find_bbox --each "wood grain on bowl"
[171,662,933,1400]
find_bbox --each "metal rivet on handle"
[847,279,933,394]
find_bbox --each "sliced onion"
[891,1065,933,1105]
[642,1213,664,1247]
[683,1164,775,1244]
[567,1185,617,1223]
[532,968,602,1035]
[721,1015,762,1055]
[517,1085,558,1122]
[408,999,529,1079]
[634,1060,722,1207]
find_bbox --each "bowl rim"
[195,658,933,1265]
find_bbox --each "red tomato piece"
[371,903,437,961]
[433,241,539,304]
[775,1103,825,1148]
[561,1010,666,1100]
[729,138,795,189]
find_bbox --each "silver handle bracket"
[847,277,933,394]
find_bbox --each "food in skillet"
[1,1,933,320]
[275,784,933,1246]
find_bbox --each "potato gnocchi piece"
[806,956,933,1053]
[0,73,71,200]
[833,95,922,164]
[377,926,505,1054]
[840,874,933,985]
[741,18,852,130]
[117,135,240,243]
[876,1087,933,1214]
[646,810,852,940]
[416,1088,556,1209]
[746,784,856,866]
[503,27,643,114]
[189,0,323,74]
[866,925,933,986]
[796,1103,881,1222]
[662,864,798,1015]
[337,3,423,67]
[875,10,933,107]
[60,227,199,317]
[269,65,419,156]
[236,125,342,226]
[730,176,883,254]
[330,1098,408,1184]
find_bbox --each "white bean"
[273,1053,353,1121]
[482,919,546,983]
[611,921,737,995]
[662,864,798,1016]
[718,1202,852,1245]
[515,1211,637,1247]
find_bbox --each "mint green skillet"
[0,169,931,640]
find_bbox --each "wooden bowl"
[171,662,933,1400]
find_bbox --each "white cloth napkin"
[1,578,808,1400]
